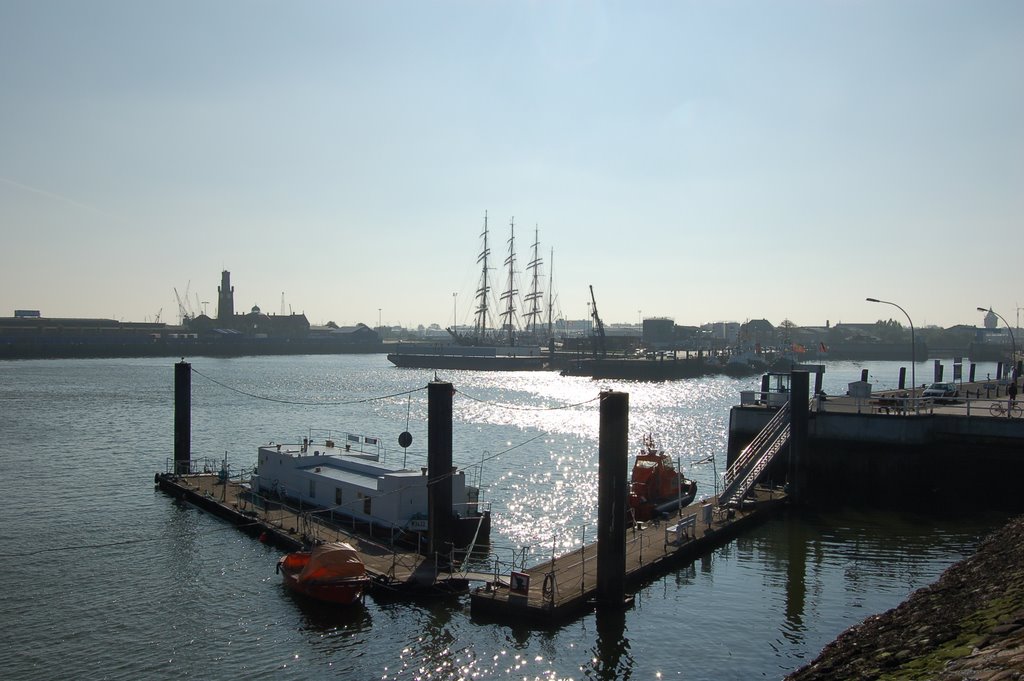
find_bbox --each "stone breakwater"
[788,516,1024,680]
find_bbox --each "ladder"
[719,401,792,508]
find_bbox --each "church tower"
[217,270,234,322]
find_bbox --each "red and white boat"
[276,542,371,605]
[628,434,698,522]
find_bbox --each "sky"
[1,1,1022,331]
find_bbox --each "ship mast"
[523,224,543,336]
[473,212,491,342]
[500,217,519,346]
[547,246,554,338]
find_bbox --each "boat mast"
[500,217,519,346]
[547,247,554,339]
[523,224,543,336]
[473,212,491,342]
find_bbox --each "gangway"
[719,400,792,508]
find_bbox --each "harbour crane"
[173,288,188,325]
[173,280,194,325]
[589,284,607,358]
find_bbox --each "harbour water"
[0,355,1008,679]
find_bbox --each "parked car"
[922,382,959,402]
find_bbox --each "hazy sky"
[2,1,1021,330]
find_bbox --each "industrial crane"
[589,284,607,358]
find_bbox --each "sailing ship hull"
[387,353,546,371]
[559,357,707,380]
[387,345,548,371]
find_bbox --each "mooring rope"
[190,366,427,406]
[455,389,601,411]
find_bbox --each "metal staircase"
[719,401,792,508]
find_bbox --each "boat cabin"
[251,438,480,533]
[740,365,825,407]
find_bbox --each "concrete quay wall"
[728,407,1024,509]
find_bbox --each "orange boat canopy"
[298,542,366,582]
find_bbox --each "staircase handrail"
[720,425,792,507]
[723,400,791,488]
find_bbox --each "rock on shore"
[788,515,1024,680]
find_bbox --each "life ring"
[542,572,556,600]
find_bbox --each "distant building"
[642,317,675,348]
[982,308,998,330]
[217,270,234,321]
[738,319,776,348]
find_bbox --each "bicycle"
[989,400,1023,418]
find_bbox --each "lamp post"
[866,297,916,406]
[978,307,1017,373]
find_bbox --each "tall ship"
[388,213,553,371]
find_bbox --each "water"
[0,355,1006,679]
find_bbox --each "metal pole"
[978,307,1017,370]
[867,298,915,411]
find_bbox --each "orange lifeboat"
[277,542,371,605]
[628,434,698,522]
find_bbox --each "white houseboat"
[250,435,490,547]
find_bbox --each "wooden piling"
[596,390,628,608]
[174,360,191,474]
[427,380,454,557]
[789,371,810,504]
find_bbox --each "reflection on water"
[587,607,631,681]
[0,356,1009,680]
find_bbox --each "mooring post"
[969,363,977,383]
[788,371,810,504]
[898,367,907,390]
[596,390,628,608]
[174,360,191,474]
[427,380,454,558]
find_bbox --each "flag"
[819,342,828,353]
[791,343,806,353]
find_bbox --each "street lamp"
[978,307,1017,371]
[866,297,916,404]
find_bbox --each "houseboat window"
[335,487,342,505]
[363,496,371,515]
[309,479,315,498]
